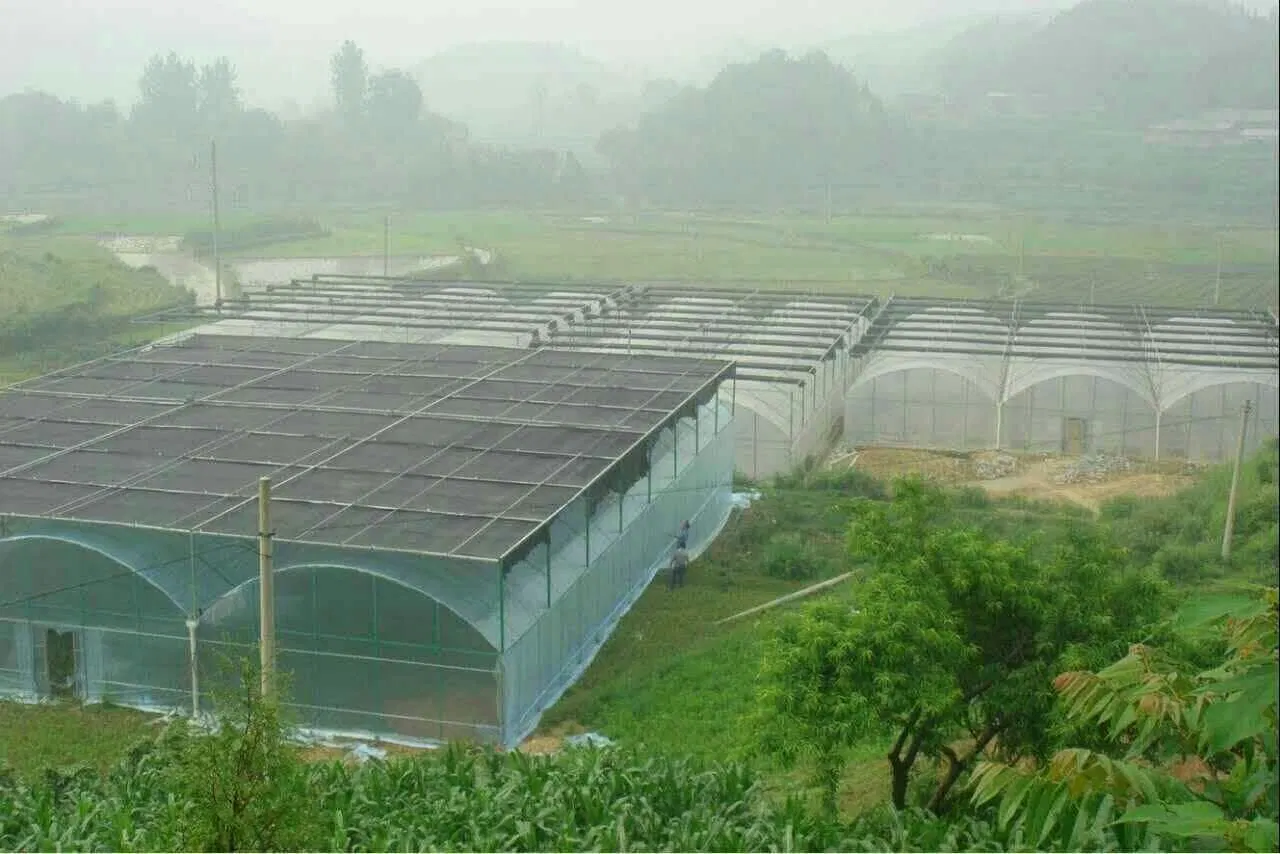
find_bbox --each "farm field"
[37,207,1280,307]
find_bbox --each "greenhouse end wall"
[734,368,849,479]
[500,397,735,746]
[844,362,1279,461]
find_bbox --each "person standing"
[668,546,689,590]
[676,519,691,550]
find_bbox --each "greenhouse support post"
[498,560,506,652]
[186,619,200,717]
[258,477,276,697]
[1221,400,1253,561]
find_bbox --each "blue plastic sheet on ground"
[565,732,615,748]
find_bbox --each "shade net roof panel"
[140,276,879,386]
[0,334,731,561]
[854,297,1279,371]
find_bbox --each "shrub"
[761,531,827,581]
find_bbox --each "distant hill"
[411,41,648,158]
[931,0,1279,123]
[821,13,1047,98]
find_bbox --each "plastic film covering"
[0,520,201,708]
[844,305,1279,461]
[500,396,735,745]
[197,565,499,744]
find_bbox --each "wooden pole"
[1213,233,1223,307]
[258,476,275,697]
[1221,400,1253,561]
[715,572,855,626]
[210,140,222,308]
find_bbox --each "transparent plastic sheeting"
[845,358,1278,461]
[0,399,734,747]
[731,354,857,479]
[501,411,736,745]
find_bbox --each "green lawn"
[0,701,157,777]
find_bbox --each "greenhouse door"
[39,626,82,700]
[1062,418,1088,455]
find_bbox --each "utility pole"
[258,477,276,697]
[1213,233,1223,307]
[383,215,390,277]
[210,139,222,309]
[1018,229,1026,280]
[1221,400,1253,561]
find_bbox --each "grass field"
[0,702,158,776]
[0,235,189,321]
[43,207,1279,308]
[0,233,197,386]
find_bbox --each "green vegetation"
[756,480,1166,816]
[972,587,1279,852]
[0,672,1026,852]
[0,235,194,386]
[181,218,330,257]
[48,207,1273,308]
[1101,438,1280,587]
[0,702,157,778]
[6,1,1278,231]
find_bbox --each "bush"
[953,485,990,509]
[760,531,831,581]
[773,466,888,500]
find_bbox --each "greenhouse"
[145,275,876,478]
[0,333,736,746]
[844,297,1279,460]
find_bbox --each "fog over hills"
[19,0,1274,107]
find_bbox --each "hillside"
[0,234,193,381]
[822,12,1049,99]
[932,0,1279,123]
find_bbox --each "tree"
[133,52,200,140]
[755,479,1167,815]
[365,69,424,138]
[165,658,314,852]
[596,50,894,207]
[330,40,369,126]
[971,586,1279,852]
[198,57,242,129]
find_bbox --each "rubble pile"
[971,453,1018,480]
[1052,452,1133,484]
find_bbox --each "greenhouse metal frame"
[142,275,878,478]
[0,333,736,746]
[845,297,1280,459]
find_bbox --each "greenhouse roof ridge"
[0,334,732,562]
[136,276,880,386]
[852,295,1279,370]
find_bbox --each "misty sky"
[2,0,1275,108]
